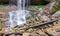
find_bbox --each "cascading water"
[6,0,30,28]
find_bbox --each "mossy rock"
[51,6,58,14]
[27,28,33,33]
[51,1,60,14]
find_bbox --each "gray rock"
[52,10,60,17]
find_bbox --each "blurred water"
[6,0,30,28]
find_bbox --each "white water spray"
[6,0,30,28]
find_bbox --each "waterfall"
[17,0,25,10]
[6,0,30,28]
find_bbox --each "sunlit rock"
[52,10,60,17]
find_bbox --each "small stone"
[40,15,51,22]
[22,32,31,36]
[36,30,48,36]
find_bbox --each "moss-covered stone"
[51,6,58,14]
[51,1,60,14]
[27,28,33,33]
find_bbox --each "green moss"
[51,1,60,14]
[0,5,7,8]
[27,28,33,33]
[51,6,58,14]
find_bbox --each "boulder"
[51,1,60,14]
[52,10,60,17]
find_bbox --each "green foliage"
[37,5,45,8]
[29,5,45,9]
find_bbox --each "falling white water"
[6,0,30,28]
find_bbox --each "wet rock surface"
[0,0,60,36]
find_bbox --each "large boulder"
[52,10,60,17]
[51,1,60,14]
